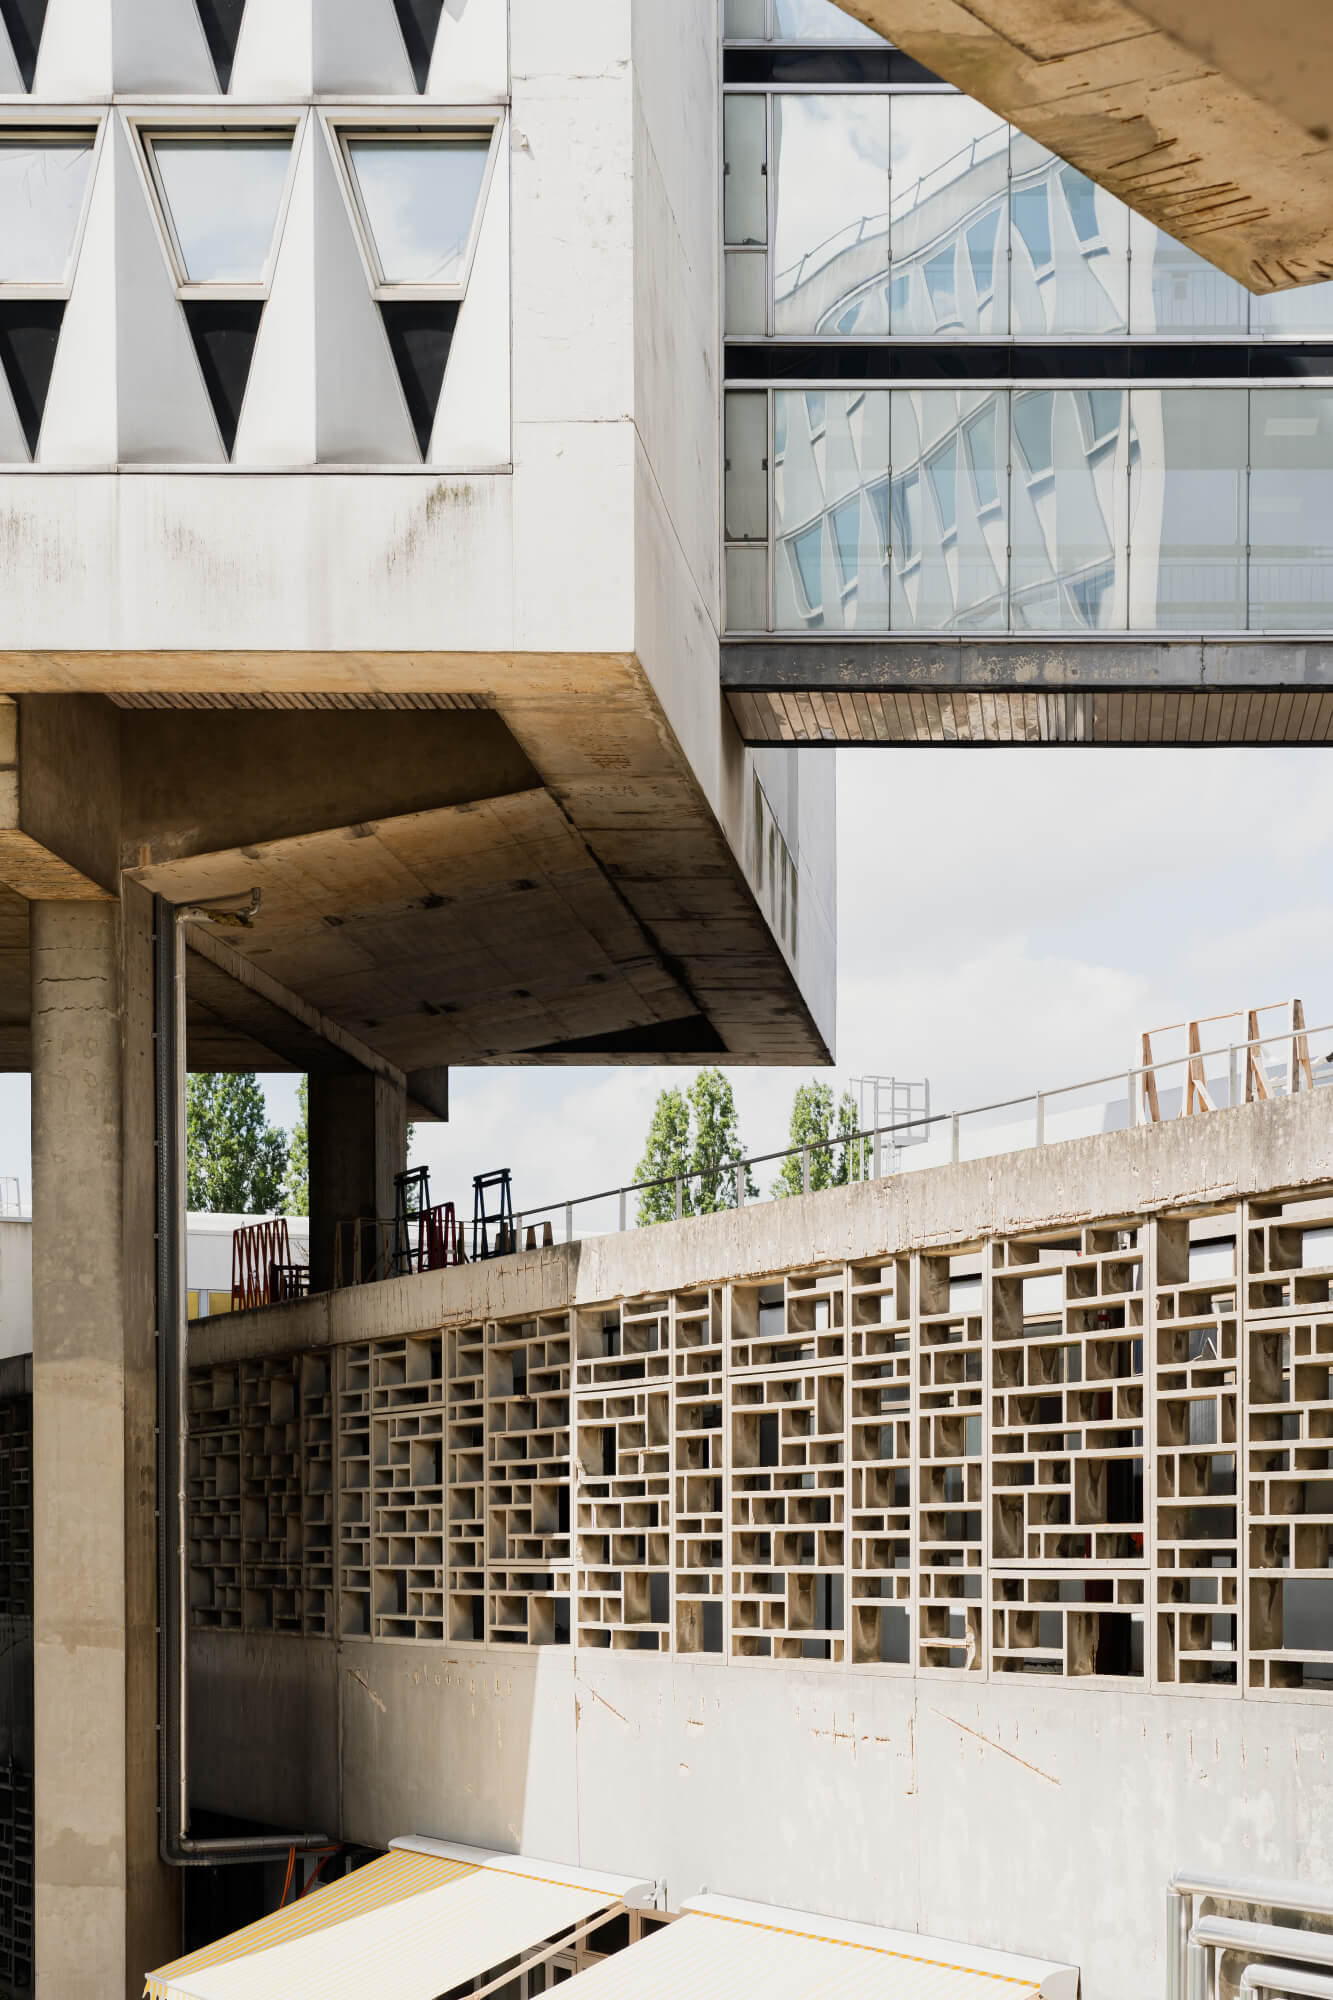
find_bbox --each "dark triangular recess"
[390,0,445,93]
[0,0,49,91]
[379,300,459,459]
[194,0,246,92]
[0,303,63,458]
[183,300,263,458]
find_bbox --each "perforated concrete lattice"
[187,1184,1333,1692]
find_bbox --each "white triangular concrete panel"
[232,117,317,466]
[112,116,225,464]
[0,354,31,465]
[427,0,507,98]
[312,123,417,464]
[430,130,509,467]
[111,0,214,91]
[0,17,23,92]
[314,0,412,93]
[229,0,313,97]
[32,0,112,95]
[38,126,117,465]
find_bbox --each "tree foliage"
[689,1068,758,1212]
[772,1080,869,1198]
[635,1086,692,1223]
[186,1073,289,1215]
[635,1070,756,1224]
[281,1076,309,1217]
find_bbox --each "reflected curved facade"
[722,9,1333,640]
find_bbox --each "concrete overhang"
[0,685,830,1071]
[722,637,1333,745]
[844,0,1333,293]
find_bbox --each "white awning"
[144,1839,653,2000]
[550,1893,1079,2000]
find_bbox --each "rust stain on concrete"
[346,1667,387,1714]
[930,1708,1060,1787]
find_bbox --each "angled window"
[0,0,49,93]
[0,130,96,458]
[335,124,500,458]
[194,0,247,94]
[146,133,290,284]
[139,128,295,456]
[344,132,492,288]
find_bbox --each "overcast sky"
[0,746,1329,1220]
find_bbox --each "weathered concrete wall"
[188,1091,1333,2000]
[190,1631,1333,2000]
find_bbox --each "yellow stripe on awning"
[551,1908,1058,2000]
[144,1850,624,2000]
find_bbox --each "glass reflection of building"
[722,0,1333,639]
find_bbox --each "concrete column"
[306,1071,407,1293]
[30,888,177,1999]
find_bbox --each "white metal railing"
[1167,1871,1333,2000]
[0,1177,20,1218]
[512,1019,1333,1251]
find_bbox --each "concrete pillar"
[30,888,177,1999]
[306,1071,407,1293]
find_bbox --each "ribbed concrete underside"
[727,686,1333,746]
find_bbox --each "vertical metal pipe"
[565,1202,573,1244]
[951,1113,960,1165]
[155,897,327,1864]
[618,1190,627,1232]
[1035,1093,1045,1147]
[1166,1889,1186,2000]
[1188,1941,1210,2000]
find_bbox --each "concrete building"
[0,1,1332,1997]
[177,1082,1333,2000]
[719,0,1333,742]
[0,5,835,1992]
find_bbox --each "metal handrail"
[1242,1968,1333,2000]
[516,1019,1333,1250]
[1167,1874,1333,2000]
[1188,1919,1333,2000]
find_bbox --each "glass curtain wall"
[731,388,1333,633]
[722,4,1333,639]
[724,90,1333,342]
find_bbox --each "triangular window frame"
[324,114,502,463]
[332,117,501,301]
[132,117,301,460]
[0,118,103,461]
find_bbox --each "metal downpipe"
[154,895,328,1866]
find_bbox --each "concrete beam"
[722,638,1333,745]
[0,700,116,901]
[847,0,1333,292]
[117,705,540,866]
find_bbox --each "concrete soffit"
[843,0,1333,292]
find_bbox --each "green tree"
[772,1080,837,1198]
[635,1070,756,1224]
[773,1082,869,1197]
[689,1068,758,1212]
[186,1073,289,1214]
[634,1086,692,1223]
[281,1076,309,1216]
[835,1088,870,1185]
